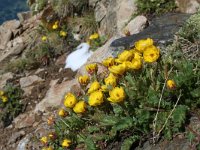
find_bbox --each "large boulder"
[0,26,12,50]
[110,13,191,49]
[91,0,137,36]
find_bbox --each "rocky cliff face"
[0,0,200,149]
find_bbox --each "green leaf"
[172,105,188,128]
[85,136,97,150]
[100,115,119,126]
[112,117,134,132]
[190,88,200,98]
[121,136,139,150]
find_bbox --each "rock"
[116,0,137,32]
[2,20,21,31]
[136,139,190,150]
[176,0,200,14]
[122,15,147,35]
[20,75,44,95]
[34,79,78,112]
[13,111,36,129]
[17,11,32,23]
[16,134,31,150]
[8,130,26,144]
[0,26,12,50]
[20,75,44,88]
[0,43,26,64]
[0,72,14,89]
[93,0,137,36]
[77,36,119,76]
[111,13,191,49]
[13,37,23,47]
[89,0,98,7]
[56,54,67,66]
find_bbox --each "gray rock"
[16,134,31,150]
[17,11,32,23]
[20,75,44,88]
[13,111,36,129]
[34,79,78,112]
[8,130,25,144]
[110,13,191,49]
[0,72,14,89]
[1,20,21,30]
[136,139,190,150]
[0,26,12,50]
[122,15,147,35]
[93,0,137,36]
[0,43,26,63]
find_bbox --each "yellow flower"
[131,59,142,69]
[58,108,67,117]
[62,139,71,147]
[108,87,125,103]
[78,75,90,85]
[130,49,142,60]
[60,30,67,37]
[143,45,160,63]
[88,81,101,94]
[64,93,77,108]
[42,147,53,150]
[0,90,4,96]
[40,136,48,144]
[52,21,59,30]
[102,57,115,67]
[89,33,99,40]
[85,63,98,74]
[42,36,47,41]
[1,96,8,103]
[135,38,154,53]
[73,101,87,113]
[48,133,56,140]
[104,73,117,87]
[123,59,142,70]
[167,80,176,89]
[101,85,109,92]
[115,50,133,63]
[52,24,58,30]
[88,91,104,106]
[47,116,55,125]
[108,64,126,75]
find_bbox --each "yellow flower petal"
[88,81,101,94]
[62,139,71,147]
[108,87,125,103]
[64,93,77,108]
[73,101,86,113]
[108,64,126,75]
[167,80,176,90]
[135,38,154,53]
[143,45,160,63]
[88,91,104,106]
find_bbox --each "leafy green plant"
[136,0,177,15]
[39,36,199,149]
[0,84,23,127]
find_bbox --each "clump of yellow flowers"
[0,90,8,103]
[60,38,162,113]
[42,38,182,149]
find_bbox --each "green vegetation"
[136,0,177,15]
[0,84,23,127]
